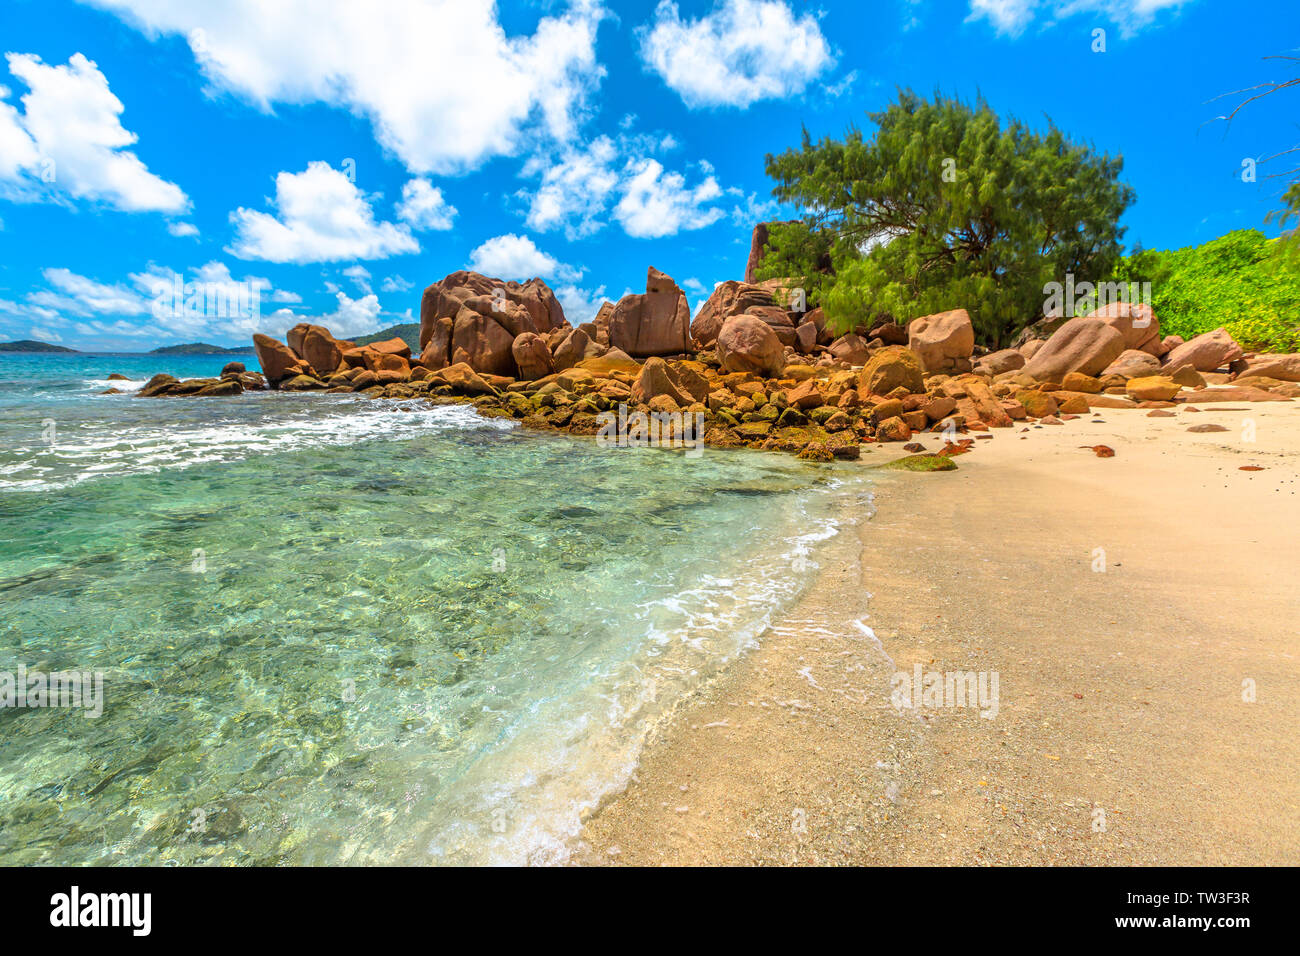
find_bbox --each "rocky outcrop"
[225,269,1298,461]
[418,270,568,376]
[138,370,264,397]
[253,333,308,384]
[907,309,975,373]
[1022,318,1126,381]
[602,267,692,357]
[691,280,775,346]
[1086,302,1161,354]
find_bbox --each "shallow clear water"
[0,353,870,865]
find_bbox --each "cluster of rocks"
[138,362,266,397]
[143,260,1299,463]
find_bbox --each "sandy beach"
[578,399,1300,865]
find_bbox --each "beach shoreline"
[576,403,1300,865]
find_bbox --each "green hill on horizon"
[0,339,78,353]
[150,342,255,355]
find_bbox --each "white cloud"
[553,284,608,325]
[396,178,457,231]
[168,221,199,237]
[638,0,833,108]
[969,0,1192,36]
[381,275,413,293]
[317,289,382,338]
[228,161,418,262]
[520,127,725,239]
[8,261,310,345]
[83,0,608,174]
[523,136,619,238]
[730,189,780,226]
[342,264,372,294]
[615,158,724,238]
[467,233,581,282]
[0,53,188,212]
[28,267,151,317]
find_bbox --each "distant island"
[150,342,256,355]
[353,323,420,353]
[0,340,78,353]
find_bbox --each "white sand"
[577,401,1300,865]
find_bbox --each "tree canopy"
[758,91,1135,346]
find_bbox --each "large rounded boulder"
[716,314,784,377]
[907,308,974,373]
[1086,301,1162,355]
[1023,318,1125,381]
[858,346,925,396]
[1162,327,1244,372]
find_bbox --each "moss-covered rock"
[882,453,958,472]
[797,443,835,462]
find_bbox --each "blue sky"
[0,0,1294,351]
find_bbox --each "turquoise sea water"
[0,353,871,865]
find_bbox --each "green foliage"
[761,91,1134,346]
[752,221,837,302]
[1265,181,1300,267]
[1110,229,1300,353]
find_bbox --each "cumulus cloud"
[168,221,199,237]
[615,158,724,238]
[520,128,725,239]
[396,178,457,231]
[317,289,382,338]
[27,267,152,317]
[553,283,608,325]
[523,136,620,238]
[467,233,582,282]
[638,0,833,108]
[7,261,310,344]
[228,161,418,263]
[82,0,608,174]
[0,52,188,212]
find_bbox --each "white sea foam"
[0,400,514,492]
[85,378,144,392]
[414,482,880,867]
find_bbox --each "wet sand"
[577,401,1300,865]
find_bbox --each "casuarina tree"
[757,91,1135,346]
